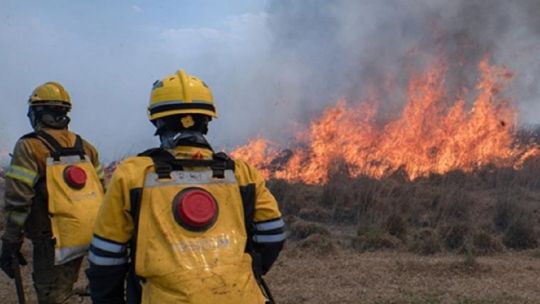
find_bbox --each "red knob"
[63,166,87,189]
[174,188,217,230]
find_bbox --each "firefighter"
[0,82,105,303]
[86,69,286,303]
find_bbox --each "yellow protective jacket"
[87,144,285,304]
[2,127,104,244]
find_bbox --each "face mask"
[160,130,210,149]
[27,107,71,129]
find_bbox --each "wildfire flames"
[231,58,540,184]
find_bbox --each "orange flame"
[231,58,539,184]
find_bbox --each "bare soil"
[266,247,540,304]
[1,245,540,304]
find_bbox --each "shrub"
[409,228,441,255]
[437,189,473,223]
[439,222,470,251]
[352,231,401,251]
[385,214,408,240]
[494,195,519,231]
[473,231,504,255]
[297,207,333,223]
[297,233,336,256]
[289,219,330,240]
[503,218,538,250]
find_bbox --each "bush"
[385,214,408,240]
[289,219,330,240]
[352,231,401,251]
[298,207,333,223]
[439,222,470,251]
[409,228,441,255]
[503,218,538,250]
[297,233,336,256]
[494,195,519,231]
[473,231,504,255]
[436,189,473,223]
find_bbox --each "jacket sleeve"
[86,164,134,304]
[2,140,39,243]
[249,164,286,275]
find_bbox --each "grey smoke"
[1,1,539,163]
[261,0,540,135]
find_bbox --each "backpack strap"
[138,148,235,179]
[138,148,175,179]
[35,130,85,161]
[240,184,256,253]
[20,132,37,140]
[240,182,276,303]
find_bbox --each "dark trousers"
[32,239,83,304]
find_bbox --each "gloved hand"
[0,240,27,279]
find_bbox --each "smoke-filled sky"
[1,0,539,162]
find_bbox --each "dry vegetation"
[263,155,540,303]
[0,156,539,303]
[270,155,540,256]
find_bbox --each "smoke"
[1,1,539,163]
[261,0,540,137]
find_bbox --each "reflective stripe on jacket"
[2,128,103,243]
[88,145,284,303]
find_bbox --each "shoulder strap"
[240,184,256,252]
[20,132,37,140]
[139,147,235,179]
[35,130,85,161]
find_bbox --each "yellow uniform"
[2,127,104,303]
[87,145,285,303]
[3,128,104,243]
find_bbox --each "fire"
[231,58,539,184]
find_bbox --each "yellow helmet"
[28,82,72,109]
[148,69,216,121]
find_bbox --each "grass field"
[2,244,540,304]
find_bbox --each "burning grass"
[232,58,540,184]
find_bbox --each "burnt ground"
[1,157,540,303]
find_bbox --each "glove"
[0,240,27,279]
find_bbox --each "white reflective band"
[7,200,32,207]
[8,211,28,226]
[91,237,126,253]
[8,165,37,178]
[88,252,127,266]
[6,165,38,186]
[55,245,89,265]
[252,232,287,243]
[255,219,285,231]
[144,169,237,187]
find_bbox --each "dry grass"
[0,155,539,303]
[266,248,540,304]
[269,155,540,256]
